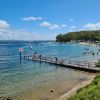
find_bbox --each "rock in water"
[7,97,12,100]
[50,89,54,92]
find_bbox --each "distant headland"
[56,30,100,42]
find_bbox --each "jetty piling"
[19,48,24,63]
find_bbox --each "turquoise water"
[0,41,99,99]
[24,42,100,61]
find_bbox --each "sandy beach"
[79,42,99,46]
[8,73,95,100]
[56,74,96,100]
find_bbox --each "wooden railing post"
[85,61,86,66]
[69,60,71,66]
[78,61,80,67]
[88,62,89,67]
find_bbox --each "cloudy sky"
[0,0,100,40]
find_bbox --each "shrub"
[68,75,100,100]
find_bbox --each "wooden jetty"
[24,54,100,73]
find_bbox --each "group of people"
[32,52,59,63]
[32,52,42,61]
[83,45,100,56]
[29,44,59,63]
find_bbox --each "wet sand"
[9,73,95,100]
[57,74,95,100]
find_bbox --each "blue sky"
[0,0,100,40]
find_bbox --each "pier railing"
[24,54,96,68]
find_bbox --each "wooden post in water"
[20,52,21,63]
[19,48,24,63]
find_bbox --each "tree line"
[56,30,100,42]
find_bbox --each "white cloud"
[22,17,43,21]
[0,20,56,40]
[0,29,34,40]
[39,21,67,29]
[0,19,68,40]
[49,24,60,29]
[0,20,10,29]
[0,28,56,40]
[84,22,100,30]
[40,21,51,26]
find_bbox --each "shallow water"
[0,41,99,100]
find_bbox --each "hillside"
[56,30,100,42]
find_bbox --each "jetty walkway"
[24,54,100,73]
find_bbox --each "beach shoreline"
[79,41,98,46]
[56,74,96,100]
[3,72,95,100]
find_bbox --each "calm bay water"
[0,41,99,100]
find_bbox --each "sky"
[0,0,100,40]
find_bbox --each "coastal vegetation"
[68,75,100,100]
[56,30,100,42]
